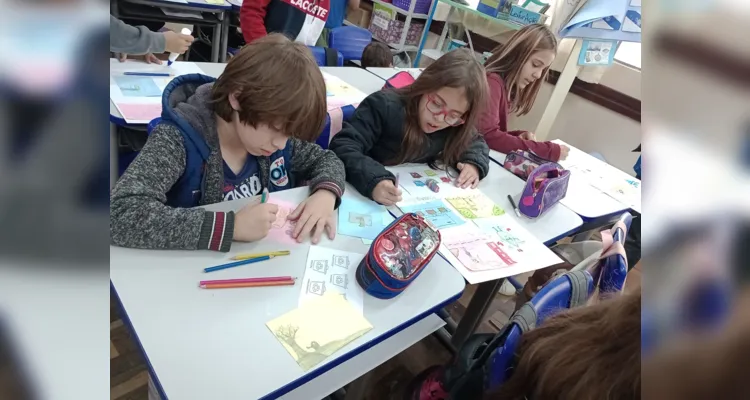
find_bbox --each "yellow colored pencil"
[231,250,290,260]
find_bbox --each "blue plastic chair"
[328,25,372,61]
[592,212,632,294]
[307,46,344,66]
[484,271,595,389]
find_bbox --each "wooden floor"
[110,268,641,400]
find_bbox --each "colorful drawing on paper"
[322,72,367,107]
[440,226,517,271]
[424,170,437,177]
[445,193,504,219]
[267,294,373,371]
[299,246,366,313]
[473,216,563,268]
[266,200,299,244]
[337,197,390,240]
[399,200,465,229]
[113,76,163,97]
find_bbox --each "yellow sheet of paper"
[266,293,373,371]
[446,193,504,219]
[205,0,225,4]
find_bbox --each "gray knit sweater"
[110,82,345,252]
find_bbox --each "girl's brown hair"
[390,48,487,170]
[486,291,641,400]
[211,34,326,142]
[485,24,557,116]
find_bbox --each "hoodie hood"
[161,74,217,160]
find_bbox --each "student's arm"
[289,139,346,208]
[458,133,491,180]
[109,15,166,55]
[329,92,394,199]
[479,74,562,161]
[110,125,234,252]
[240,0,273,44]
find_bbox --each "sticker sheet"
[399,200,465,229]
[299,246,366,313]
[445,193,505,219]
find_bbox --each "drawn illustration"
[410,172,422,178]
[273,206,291,228]
[446,194,504,219]
[440,177,451,183]
[113,76,163,97]
[400,200,465,230]
[267,294,373,371]
[330,274,348,289]
[491,225,525,252]
[332,255,350,269]
[348,212,372,228]
[310,259,329,274]
[414,180,425,187]
[306,280,326,296]
[424,170,437,176]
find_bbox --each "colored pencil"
[261,188,269,203]
[200,280,296,289]
[231,250,290,260]
[123,72,173,77]
[395,173,400,187]
[204,255,272,273]
[199,276,294,286]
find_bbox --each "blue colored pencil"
[204,255,272,273]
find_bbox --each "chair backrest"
[328,26,372,61]
[483,271,595,390]
[147,117,161,135]
[307,46,343,66]
[592,212,632,294]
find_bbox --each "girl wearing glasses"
[329,49,490,206]
[478,24,570,161]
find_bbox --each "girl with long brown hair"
[330,48,491,205]
[478,24,570,161]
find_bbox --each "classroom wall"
[509,63,642,174]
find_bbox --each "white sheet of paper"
[299,246,366,313]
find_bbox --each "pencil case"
[519,162,570,218]
[503,150,550,180]
[356,213,441,299]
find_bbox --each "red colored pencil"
[199,280,296,289]
[199,276,294,286]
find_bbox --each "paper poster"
[578,39,617,66]
[440,225,515,271]
[337,197,391,240]
[299,246,366,313]
[399,200,465,230]
[322,71,367,108]
[267,293,372,371]
[445,193,504,219]
[473,215,561,267]
[113,76,163,97]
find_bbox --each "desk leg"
[220,12,229,63]
[211,20,221,63]
[450,279,504,348]
[110,122,118,189]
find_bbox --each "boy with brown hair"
[111,34,345,252]
[361,41,393,68]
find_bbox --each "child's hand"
[144,53,162,64]
[372,180,402,206]
[559,145,570,161]
[289,190,337,244]
[233,201,278,242]
[519,131,536,141]
[456,162,480,189]
[163,30,195,54]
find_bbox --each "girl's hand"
[289,190,337,244]
[519,131,536,141]
[559,145,570,161]
[372,180,402,206]
[456,162,480,189]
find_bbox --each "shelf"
[372,0,430,19]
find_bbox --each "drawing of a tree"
[275,324,308,359]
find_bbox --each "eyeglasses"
[425,94,466,126]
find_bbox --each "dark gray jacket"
[110,15,165,55]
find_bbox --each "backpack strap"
[564,270,591,308]
[510,302,537,333]
[324,48,339,66]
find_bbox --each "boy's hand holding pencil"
[233,189,278,242]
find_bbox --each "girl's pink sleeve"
[478,75,563,161]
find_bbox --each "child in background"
[240,0,330,46]
[109,15,194,64]
[361,41,393,68]
[478,24,569,161]
[317,0,361,47]
[110,34,345,252]
[330,49,490,205]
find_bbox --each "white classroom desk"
[110,187,465,400]
[365,67,423,81]
[488,149,629,223]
